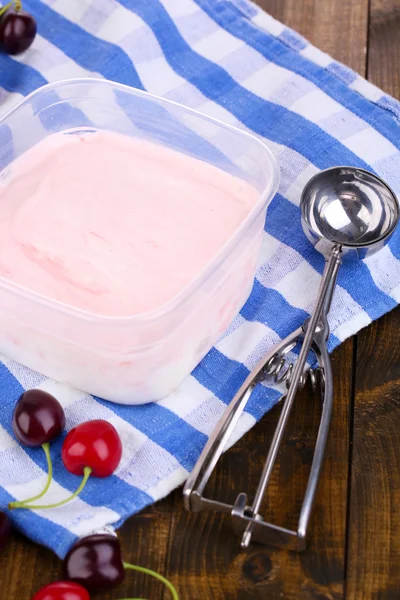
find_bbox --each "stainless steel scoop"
[183,166,399,551]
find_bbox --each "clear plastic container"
[0,78,279,404]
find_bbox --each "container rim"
[0,77,280,325]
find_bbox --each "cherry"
[11,420,122,511]
[31,581,90,600]
[0,511,12,552]
[63,534,179,599]
[62,420,122,478]
[63,534,124,592]
[9,389,65,510]
[12,389,65,448]
[0,1,36,55]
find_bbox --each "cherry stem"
[0,1,14,17]
[9,466,92,510]
[8,443,53,510]
[121,562,179,600]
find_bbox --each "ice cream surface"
[0,129,258,316]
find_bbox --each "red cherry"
[31,581,90,600]
[0,9,36,55]
[62,420,122,477]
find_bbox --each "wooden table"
[1,1,399,598]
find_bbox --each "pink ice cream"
[0,129,258,317]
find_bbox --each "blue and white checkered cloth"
[0,0,399,558]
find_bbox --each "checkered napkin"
[0,0,399,557]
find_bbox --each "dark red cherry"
[63,534,125,592]
[12,389,66,447]
[31,581,90,600]
[0,511,12,552]
[0,9,37,55]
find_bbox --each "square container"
[0,78,279,404]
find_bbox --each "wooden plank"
[367,0,400,93]
[346,313,400,599]
[257,0,368,68]
[0,530,61,599]
[260,0,368,69]
[0,500,175,600]
[0,1,377,599]
[165,345,353,599]
[345,1,400,598]
[161,0,371,596]
[107,500,176,599]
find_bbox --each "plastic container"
[0,78,279,404]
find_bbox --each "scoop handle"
[240,244,342,546]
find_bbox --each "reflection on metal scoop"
[183,166,399,551]
[302,167,399,257]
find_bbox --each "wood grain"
[164,345,353,599]
[345,1,400,598]
[346,314,400,600]
[160,2,369,597]
[367,0,400,91]
[257,0,369,71]
[2,1,399,599]
[0,499,176,599]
